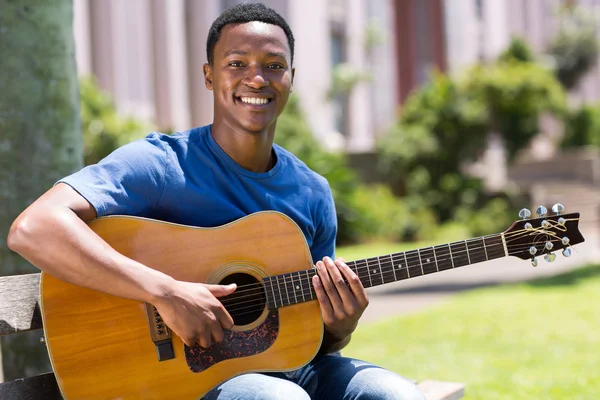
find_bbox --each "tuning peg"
[545,241,553,250]
[562,237,570,246]
[562,248,572,257]
[552,203,565,215]
[544,253,556,262]
[536,205,547,217]
[529,246,537,255]
[519,208,532,219]
[531,257,538,267]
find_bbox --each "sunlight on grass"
[343,264,600,400]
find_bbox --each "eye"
[228,61,245,68]
[268,63,285,70]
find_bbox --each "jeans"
[203,354,426,400]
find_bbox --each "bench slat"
[0,273,43,335]
[0,372,62,399]
[417,380,465,400]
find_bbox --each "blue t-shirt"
[59,125,337,263]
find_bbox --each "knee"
[350,370,426,400]
[250,384,310,400]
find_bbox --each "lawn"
[341,257,600,400]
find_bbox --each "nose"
[243,64,269,89]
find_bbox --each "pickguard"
[184,311,279,372]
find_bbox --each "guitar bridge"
[144,303,175,361]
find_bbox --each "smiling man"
[8,3,424,399]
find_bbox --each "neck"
[210,121,276,173]
[263,233,508,309]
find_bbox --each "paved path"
[359,231,599,324]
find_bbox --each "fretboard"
[263,233,506,309]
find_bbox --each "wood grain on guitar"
[39,209,584,399]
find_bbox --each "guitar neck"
[264,233,507,309]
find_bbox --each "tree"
[0,0,82,381]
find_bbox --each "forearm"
[7,205,172,304]
[319,327,352,354]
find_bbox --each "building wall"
[71,0,401,153]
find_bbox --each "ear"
[290,67,295,92]
[203,63,213,90]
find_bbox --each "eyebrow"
[223,49,288,60]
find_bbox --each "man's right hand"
[153,281,237,348]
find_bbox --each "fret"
[448,243,455,268]
[352,260,369,289]
[404,250,422,278]
[388,254,398,282]
[434,244,453,271]
[297,271,306,302]
[265,277,276,309]
[393,253,409,281]
[419,247,437,275]
[464,240,472,264]
[403,252,411,278]
[365,259,373,287]
[289,273,299,304]
[484,235,506,260]
[467,238,486,264]
[377,256,386,284]
[282,275,291,306]
[417,249,425,275]
[482,237,489,260]
[272,276,283,308]
[306,270,315,301]
[450,241,469,267]
[367,257,383,287]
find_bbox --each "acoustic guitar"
[40,204,585,399]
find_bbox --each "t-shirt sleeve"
[310,183,338,263]
[57,132,167,218]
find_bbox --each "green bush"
[80,77,153,165]
[562,104,600,148]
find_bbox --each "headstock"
[503,203,585,266]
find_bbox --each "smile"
[235,96,273,105]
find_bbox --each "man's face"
[204,21,294,133]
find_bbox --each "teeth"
[240,97,269,105]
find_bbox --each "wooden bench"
[0,273,465,400]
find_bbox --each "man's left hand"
[312,256,369,342]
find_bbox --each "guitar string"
[219,231,571,308]
[221,237,572,315]
[218,221,574,307]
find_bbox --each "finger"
[214,303,235,330]
[209,318,225,344]
[328,258,357,307]
[312,275,334,322]
[206,283,237,297]
[317,258,344,310]
[335,258,369,308]
[197,329,212,348]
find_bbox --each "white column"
[186,0,220,127]
[443,0,480,74]
[287,0,336,148]
[151,0,191,132]
[366,0,398,144]
[111,0,156,121]
[481,0,510,62]
[73,0,92,76]
[345,0,372,152]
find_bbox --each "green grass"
[342,262,600,400]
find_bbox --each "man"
[8,3,424,399]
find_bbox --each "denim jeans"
[203,354,426,400]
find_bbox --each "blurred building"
[72,0,600,151]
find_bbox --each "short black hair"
[206,2,295,65]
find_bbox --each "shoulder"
[274,144,331,195]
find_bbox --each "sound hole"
[219,273,266,326]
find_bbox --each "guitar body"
[40,212,323,399]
